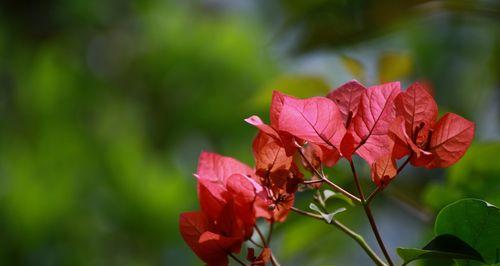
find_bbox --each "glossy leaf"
[397,234,484,266]
[435,199,500,264]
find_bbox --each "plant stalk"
[291,207,387,266]
[229,253,248,266]
[349,160,394,266]
[297,147,361,204]
[254,224,279,266]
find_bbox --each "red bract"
[301,142,341,170]
[341,82,401,164]
[180,152,265,265]
[278,93,346,150]
[245,91,296,156]
[389,83,475,169]
[394,82,438,140]
[371,154,397,187]
[179,211,241,266]
[245,115,295,156]
[252,132,292,179]
[245,91,309,222]
[248,125,301,222]
[247,247,271,266]
[180,79,476,265]
[326,80,366,127]
[196,151,254,183]
[273,92,345,167]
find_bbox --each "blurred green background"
[0,0,498,265]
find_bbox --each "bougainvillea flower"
[245,91,297,156]
[247,247,271,266]
[179,211,241,266]
[180,152,268,265]
[326,79,366,128]
[245,91,310,222]
[370,154,397,187]
[278,93,345,149]
[389,83,475,168]
[196,152,255,226]
[341,82,401,164]
[251,132,301,222]
[301,142,341,170]
[252,131,293,178]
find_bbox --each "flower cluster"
[179,80,475,265]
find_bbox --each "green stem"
[254,224,279,266]
[248,238,264,248]
[349,160,394,266]
[254,225,267,246]
[229,253,248,266]
[267,222,274,245]
[297,146,361,204]
[291,207,387,266]
[397,154,412,174]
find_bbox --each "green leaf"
[397,234,484,265]
[309,203,346,223]
[435,199,500,265]
[322,189,355,206]
[309,202,322,213]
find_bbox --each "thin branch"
[267,222,280,266]
[297,147,361,204]
[303,179,324,184]
[255,224,279,266]
[349,160,366,199]
[397,154,412,174]
[291,206,322,219]
[247,238,264,248]
[362,205,394,266]
[366,186,382,205]
[267,222,274,245]
[229,253,248,266]
[291,207,387,266]
[349,160,394,266]
[270,254,281,266]
[254,225,267,247]
[366,153,414,205]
